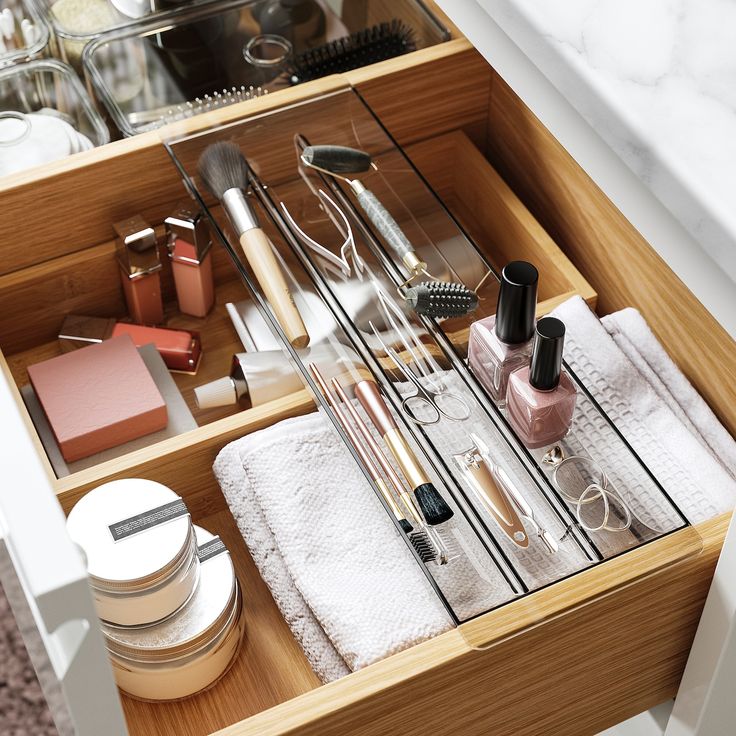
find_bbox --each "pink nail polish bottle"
[468,261,538,406]
[506,317,576,449]
[165,202,215,318]
[115,216,164,325]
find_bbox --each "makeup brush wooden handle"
[239,228,309,348]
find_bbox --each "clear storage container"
[0,0,49,67]
[82,0,449,136]
[0,58,109,177]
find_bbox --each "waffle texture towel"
[552,296,736,522]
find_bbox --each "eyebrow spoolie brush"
[198,141,309,348]
[353,379,454,526]
[309,364,437,564]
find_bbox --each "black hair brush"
[289,20,416,84]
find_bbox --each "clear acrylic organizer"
[164,86,699,627]
[0,59,109,176]
[0,0,49,67]
[82,0,449,136]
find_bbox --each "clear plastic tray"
[0,0,49,67]
[164,87,697,626]
[82,0,449,136]
[0,59,109,176]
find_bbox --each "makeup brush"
[309,364,437,563]
[300,144,479,317]
[198,141,309,348]
[353,379,454,525]
[330,377,421,524]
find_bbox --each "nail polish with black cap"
[506,316,577,449]
[468,261,538,405]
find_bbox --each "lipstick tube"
[59,314,202,374]
[115,216,164,325]
[165,202,215,318]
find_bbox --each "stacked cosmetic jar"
[66,478,244,701]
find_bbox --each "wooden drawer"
[1,9,735,735]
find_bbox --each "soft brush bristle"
[197,141,250,201]
[414,483,454,525]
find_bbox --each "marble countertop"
[466,0,736,288]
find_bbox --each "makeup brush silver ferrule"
[222,188,260,236]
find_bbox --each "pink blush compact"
[27,334,167,462]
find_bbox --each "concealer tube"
[114,215,164,325]
[165,202,215,318]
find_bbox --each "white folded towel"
[552,297,736,522]
[213,412,453,682]
[602,307,736,483]
[214,296,736,684]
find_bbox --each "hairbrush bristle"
[414,483,454,526]
[289,20,416,84]
[399,518,413,535]
[197,141,250,201]
[408,528,438,564]
[405,281,479,318]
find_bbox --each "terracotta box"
[28,334,168,462]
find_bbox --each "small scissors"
[370,324,471,425]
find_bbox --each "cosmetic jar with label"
[66,479,199,626]
[103,526,244,701]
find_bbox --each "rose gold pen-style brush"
[309,364,437,564]
[352,379,454,526]
[330,376,449,565]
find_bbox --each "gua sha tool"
[300,144,479,319]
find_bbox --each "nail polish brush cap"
[529,317,565,390]
[495,261,538,344]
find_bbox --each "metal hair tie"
[542,445,632,533]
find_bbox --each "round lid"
[495,261,538,344]
[103,527,237,661]
[66,479,192,588]
[529,317,566,390]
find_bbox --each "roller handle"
[353,185,421,270]
[239,228,310,348]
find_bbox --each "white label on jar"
[108,499,189,542]
[197,536,227,563]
